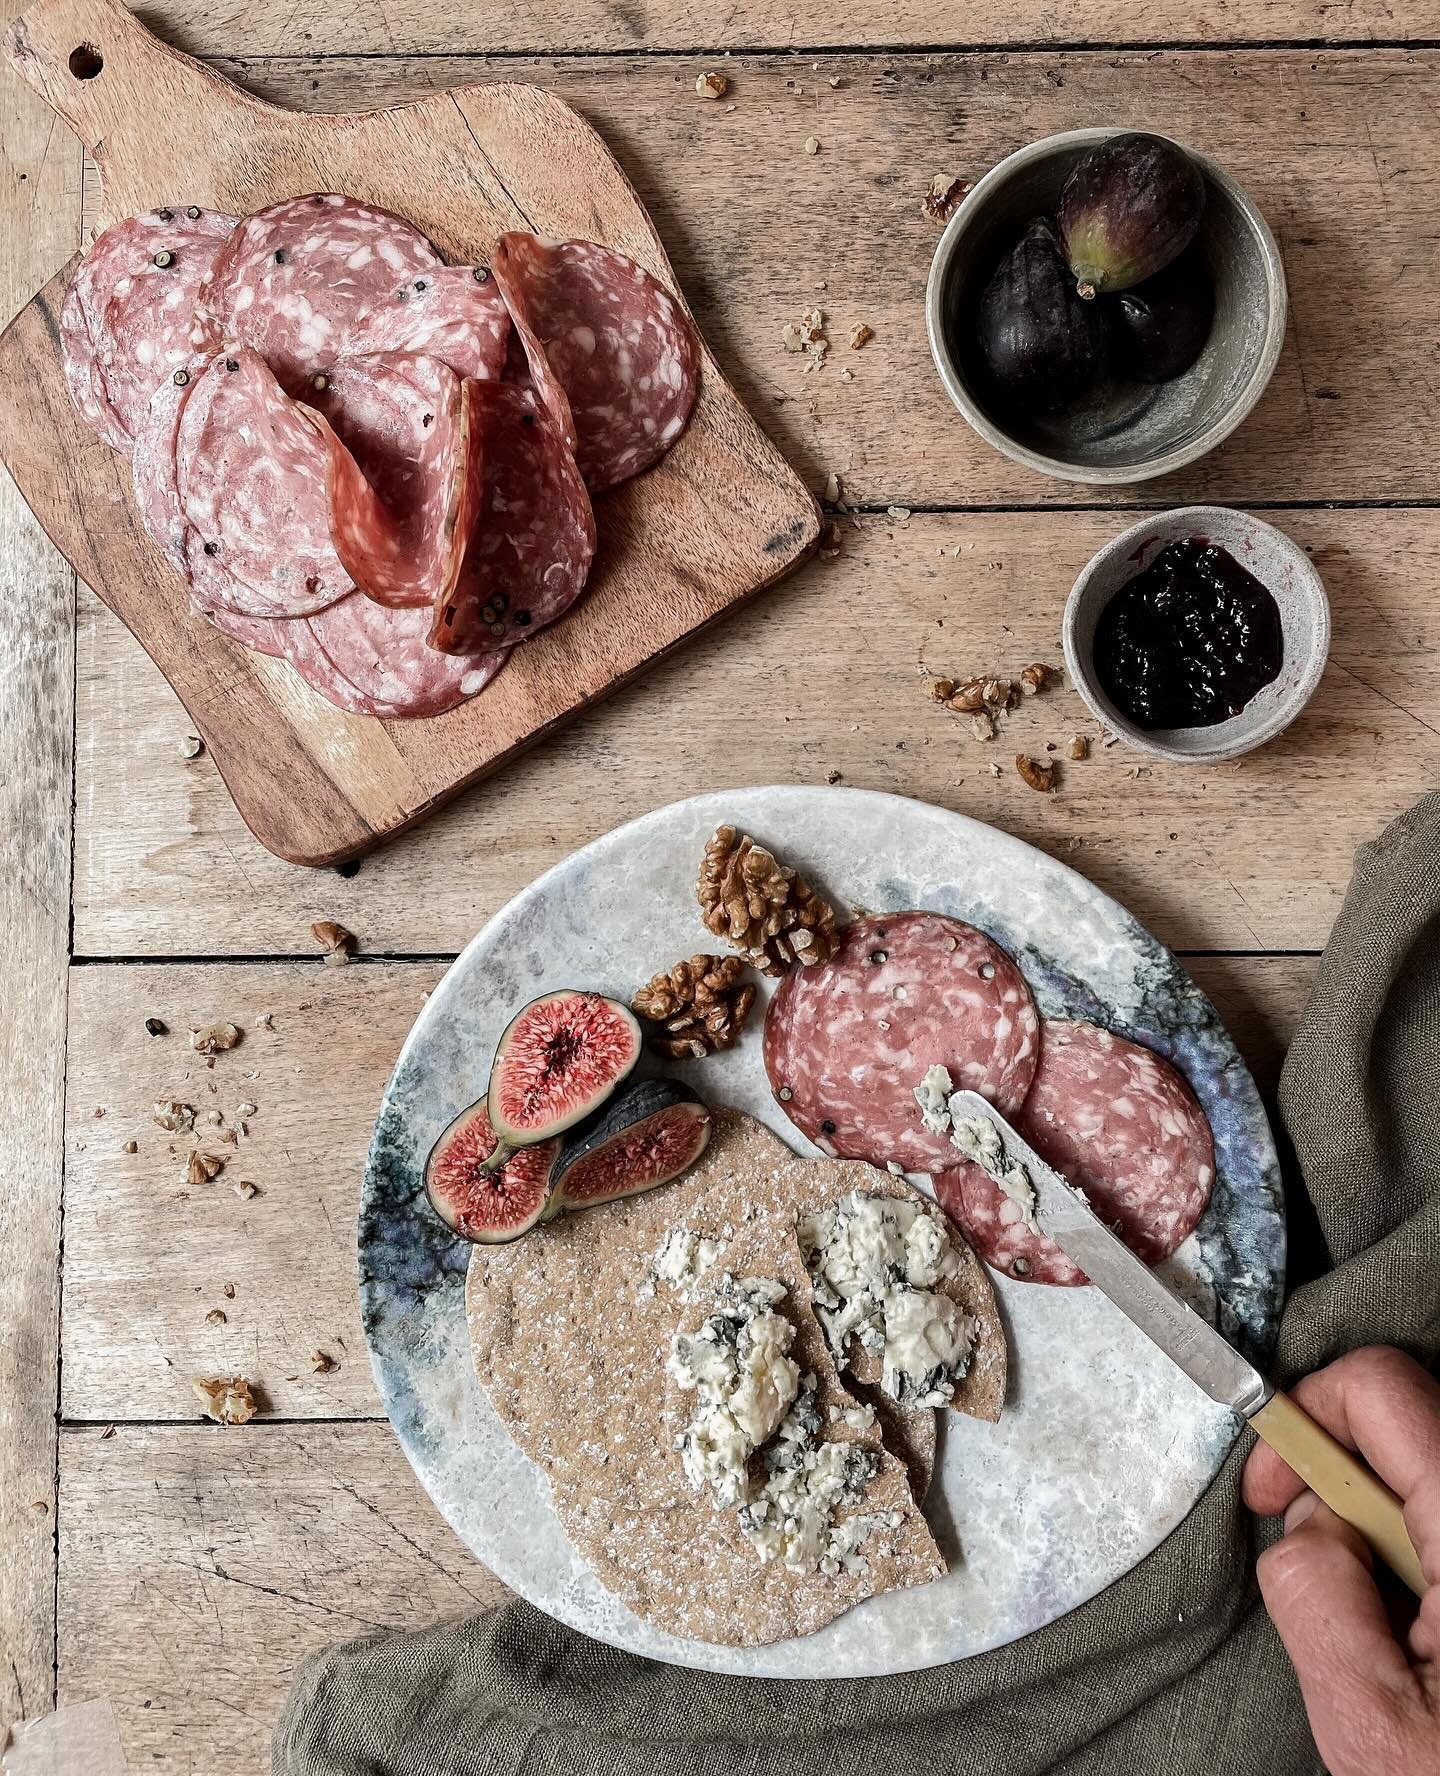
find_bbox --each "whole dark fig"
[1057,132,1205,299]
[1110,247,1215,383]
[974,218,1111,415]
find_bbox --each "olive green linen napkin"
[275,793,1440,1776]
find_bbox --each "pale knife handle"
[1251,1390,1426,1596]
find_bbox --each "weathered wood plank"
[99,0,1440,59]
[0,0,80,1729]
[56,1422,508,1776]
[73,507,1440,960]
[66,47,1432,510]
[62,954,1316,1420]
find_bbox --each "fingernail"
[1284,1491,1319,1533]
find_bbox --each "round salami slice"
[352,267,510,382]
[429,382,596,657]
[935,1019,1216,1287]
[763,911,1041,1174]
[62,205,237,452]
[131,367,199,575]
[196,194,441,394]
[205,604,288,660]
[306,595,506,718]
[301,354,481,611]
[176,350,353,618]
[491,233,699,493]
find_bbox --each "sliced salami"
[352,267,510,382]
[196,194,441,394]
[429,382,596,656]
[131,368,199,575]
[176,350,353,618]
[306,594,506,717]
[301,353,481,611]
[61,205,237,452]
[205,604,288,660]
[935,1019,1216,1286]
[764,911,1041,1174]
[491,233,699,493]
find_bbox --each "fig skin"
[974,218,1112,416]
[424,1098,558,1244]
[548,1078,712,1214]
[1057,132,1206,300]
[486,989,642,1151]
[1109,248,1215,383]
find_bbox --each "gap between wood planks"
[204,37,1440,59]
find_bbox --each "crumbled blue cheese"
[947,1114,1040,1234]
[736,1381,886,1574]
[912,1063,955,1136]
[651,1227,723,1299]
[799,1192,976,1408]
[668,1274,801,1508]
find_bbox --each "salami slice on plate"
[176,349,353,618]
[764,911,1041,1174]
[197,194,441,394]
[62,205,237,452]
[934,1019,1216,1286]
[302,354,482,611]
[429,382,596,656]
[491,233,699,493]
[352,267,510,382]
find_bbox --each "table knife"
[947,1090,1426,1596]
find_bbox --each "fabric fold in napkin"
[275,793,1440,1776]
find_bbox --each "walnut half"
[633,954,757,1058]
[697,827,839,977]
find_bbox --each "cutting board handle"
[4,0,263,162]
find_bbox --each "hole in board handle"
[68,43,103,78]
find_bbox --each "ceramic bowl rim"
[924,128,1289,485]
[1061,504,1332,763]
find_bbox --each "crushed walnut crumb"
[310,1350,337,1374]
[121,1140,138,1154]
[1016,754,1057,793]
[179,734,204,759]
[803,135,821,155]
[782,306,829,371]
[970,711,995,743]
[187,1151,224,1185]
[192,1376,257,1425]
[848,323,874,350]
[311,919,355,964]
[1068,734,1090,760]
[205,1308,227,1326]
[234,1179,260,1200]
[191,1021,241,1055]
[923,174,973,224]
[152,1098,195,1133]
[1019,662,1055,695]
[695,70,728,98]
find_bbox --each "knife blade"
[945,1089,1426,1595]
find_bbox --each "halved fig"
[425,1098,558,1244]
[487,991,642,1149]
[549,1078,712,1214]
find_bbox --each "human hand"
[1243,1345,1440,1776]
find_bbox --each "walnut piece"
[1068,734,1090,760]
[946,678,986,713]
[311,919,355,962]
[698,827,839,977]
[1019,662,1055,695]
[782,306,829,370]
[923,174,974,224]
[191,1376,256,1425]
[970,711,995,743]
[695,71,728,98]
[205,1308,227,1326]
[310,1350,337,1374]
[633,954,758,1059]
[848,323,874,350]
[152,1098,195,1133]
[1016,754,1057,792]
[187,1151,224,1185]
[191,1021,241,1055]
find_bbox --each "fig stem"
[1076,278,1097,300]
[479,1142,517,1175]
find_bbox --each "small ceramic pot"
[1063,505,1330,763]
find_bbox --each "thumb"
[1258,1494,1422,1759]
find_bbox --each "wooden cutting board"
[0,0,819,866]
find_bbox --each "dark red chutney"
[1093,538,1284,730]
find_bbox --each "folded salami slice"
[176,350,353,618]
[935,1020,1216,1286]
[62,205,237,452]
[352,267,510,382]
[301,354,482,611]
[196,194,441,394]
[491,233,699,493]
[429,382,596,656]
[764,911,1041,1174]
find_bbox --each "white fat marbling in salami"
[196,194,440,394]
[935,1019,1216,1286]
[764,911,1040,1173]
[429,382,596,656]
[62,206,237,452]
[491,233,699,493]
[303,353,481,611]
[353,267,510,382]
[176,350,353,618]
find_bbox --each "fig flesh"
[425,1098,558,1244]
[1109,248,1215,383]
[487,990,642,1149]
[549,1078,712,1213]
[1057,132,1205,300]
[974,218,1111,415]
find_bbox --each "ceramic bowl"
[925,129,1287,484]
[1063,506,1330,763]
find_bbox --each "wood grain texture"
[57,1423,508,1776]
[0,0,818,865]
[93,0,1440,57]
[60,954,1316,1421]
[147,46,1440,511]
[0,0,78,1728]
[71,508,1440,960]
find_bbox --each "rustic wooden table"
[3,2,1438,1767]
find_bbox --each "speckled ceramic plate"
[360,787,1284,1678]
